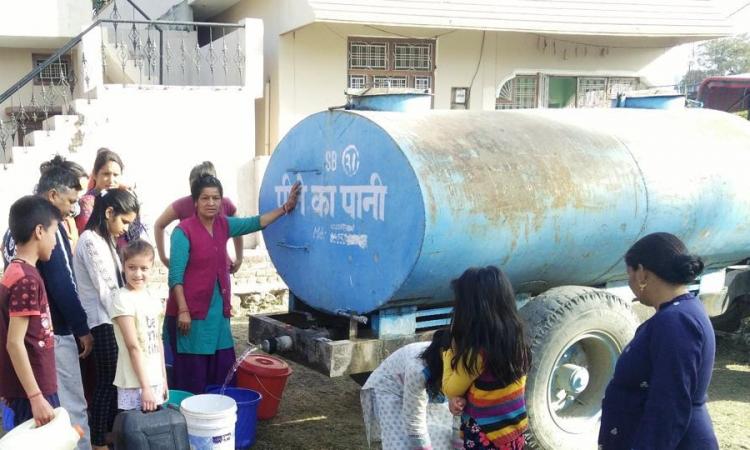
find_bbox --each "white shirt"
[361,342,454,449]
[74,230,122,328]
[111,288,165,389]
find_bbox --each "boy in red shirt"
[0,195,62,426]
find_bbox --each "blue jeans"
[7,393,60,427]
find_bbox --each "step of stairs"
[44,114,81,132]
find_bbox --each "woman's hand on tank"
[141,387,158,412]
[284,182,301,213]
[178,310,192,336]
[30,395,56,426]
[448,396,466,416]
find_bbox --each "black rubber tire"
[711,294,750,332]
[519,286,639,450]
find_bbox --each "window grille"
[608,78,638,98]
[496,75,538,109]
[373,76,407,88]
[349,42,387,69]
[414,76,431,91]
[578,77,608,107]
[349,75,366,89]
[394,44,432,71]
[33,55,72,85]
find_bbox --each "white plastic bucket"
[0,407,81,450]
[180,394,237,450]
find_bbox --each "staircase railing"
[0,0,247,160]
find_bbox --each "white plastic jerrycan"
[0,407,83,450]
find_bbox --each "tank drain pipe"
[336,309,368,325]
[261,335,293,354]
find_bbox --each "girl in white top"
[361,329,459,450]
[73,188,139,450]
[111,239,167,411]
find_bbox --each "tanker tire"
[519,286,639,450]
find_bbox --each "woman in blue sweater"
[599,232,718,450]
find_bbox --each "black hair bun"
[672,254,704,283]
[39,155,67,174]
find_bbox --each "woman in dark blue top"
[599,232,718,450]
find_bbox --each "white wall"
[0,16,265,248]
[0,85,256,244]
[204,11,683,153]
[0,0,90,47]
[212,0,314,156]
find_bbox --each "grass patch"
[736,110,749,119]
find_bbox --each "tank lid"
[239,354,292,377]
[346,88,432,112]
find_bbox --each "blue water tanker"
[260,108,750,316]
[256,103,750,450]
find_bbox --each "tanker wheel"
[519,286,639,450]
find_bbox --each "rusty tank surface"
[260,107,750,315]
[256,105,750,450]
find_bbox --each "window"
[348,37,435,92]
[415,76,431,91]
[608,78,639,98]
[33,54,73,86]
[394,44,432,71]
[349,75,366,89]
[577,77,608,108]
[497,75,640,109]
[349,42,387,69]
[373,77,407,88]
[496,75,538,110]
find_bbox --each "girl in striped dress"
[442,266,532,450]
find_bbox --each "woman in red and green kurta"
[165,174,300,394]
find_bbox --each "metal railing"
[0,0,246,160]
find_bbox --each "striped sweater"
[442,349,528,447]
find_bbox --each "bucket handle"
[253,374,283,402]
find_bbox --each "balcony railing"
[0,0,247,161]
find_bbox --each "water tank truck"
[250,92,750,449]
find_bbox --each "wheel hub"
[556,363,590,394]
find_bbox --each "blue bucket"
[206,387,262,448]
[2,403,14,431]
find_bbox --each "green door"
[548,77,577,108]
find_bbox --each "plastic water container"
[112,407,189,449]
[237,354,292,420]
[181,394,237,450]
[166,389,194,409]
[206,387,262,448]
[1,405,13,431]
[0,407,82,450]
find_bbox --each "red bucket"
[237,354,292,420]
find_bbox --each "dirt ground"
[234,318,750,450]
[0,319,747,449]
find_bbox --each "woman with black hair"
[75,148,146,245]
[165,174,300,394]
[75,148,124,234]
[73,188,139,450]
[442,266,531,450]
[599,232,718,450]
[361,329,455,450]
